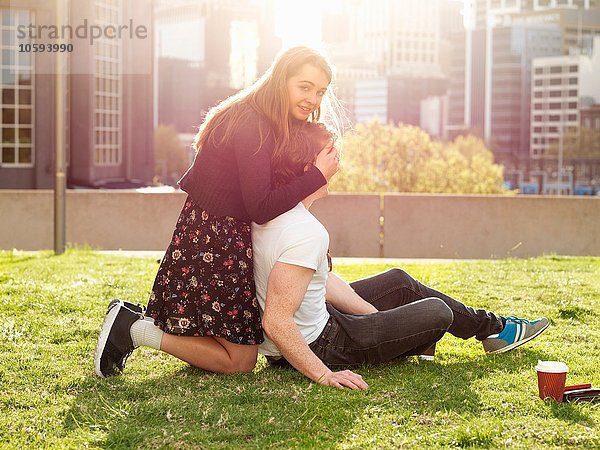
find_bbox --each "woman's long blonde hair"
[192,46,344,164]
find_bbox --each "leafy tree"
[154,125,191,186]
[329,119,508,194]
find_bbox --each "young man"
[252,122,549,390]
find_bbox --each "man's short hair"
[273,122,334,187]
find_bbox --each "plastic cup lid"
[535,360,568,373]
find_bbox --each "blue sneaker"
[482,316,549,354]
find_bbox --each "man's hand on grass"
[319,369,368,390]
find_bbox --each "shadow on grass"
[355,347,561,416]
[61,346,589,448]
[548,400,596,425]
[0,252,53,267]
[63,364,366,448]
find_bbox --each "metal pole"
[484,4,493,144]
[558,123,563,188]
[464,19,472,128]
[153,28,160,128]
[54,0,66,254]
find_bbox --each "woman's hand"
[314,140,340,181]
[318,369,369,390]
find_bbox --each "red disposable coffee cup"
[535,360,568,402]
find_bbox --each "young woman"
[94,46,343,377]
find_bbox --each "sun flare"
[274,0,342,49]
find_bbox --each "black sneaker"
[94,299,145,378]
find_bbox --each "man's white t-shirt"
[252,202,330,356]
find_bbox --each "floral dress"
[146,197,263,345]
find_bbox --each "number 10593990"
[19,43,73,52]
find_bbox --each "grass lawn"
[0,250,598,449]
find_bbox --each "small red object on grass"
[564,383,592,392]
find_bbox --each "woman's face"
[286,63,330,121]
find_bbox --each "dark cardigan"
[178,108,326,225]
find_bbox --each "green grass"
[0,250,599,449]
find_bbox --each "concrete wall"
[0,190,187,251]
[1,191,599,258]
[383,194,600,258]
[1,191,55,250]
[310,194,381,257]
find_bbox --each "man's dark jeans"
[306,268,504,368]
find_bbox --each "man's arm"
[262,262,368,390]
[325,272,377,315]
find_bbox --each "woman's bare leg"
[159,334,258,374]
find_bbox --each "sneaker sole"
[94,299,123,378]
[487,320,550,354]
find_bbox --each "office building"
[154,0,278,134]
[421,95,449,138]
[448,2,600,172]
[0,0,154,189]
[531,37,600,184]
[354,78,388,124]
[351,0,454,78]
[354,75,448,127]
[324,0,460,125]
[471,0,600,30]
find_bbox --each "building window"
[93,0,121,166]
[1,8,34,167]
[550,66,561,74]
[569,65,577,73]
